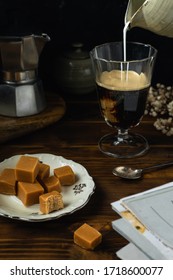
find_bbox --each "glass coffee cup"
[90,42,157,158]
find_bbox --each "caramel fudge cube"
[37,162,50,181]
[54,165,75,185]
[15,155,39,183]
[74,223,102,250]
[40,175,62,193]
[0,168,17,195]
[39,191,64,214]
[17,180,44,206]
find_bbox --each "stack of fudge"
[0,155,76,214]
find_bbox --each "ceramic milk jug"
[125,0,173,38]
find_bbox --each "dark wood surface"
[0,90,173,260]
[0,94,66,144]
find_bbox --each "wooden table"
[0,90,173,260]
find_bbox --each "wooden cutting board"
[0,94,66,143]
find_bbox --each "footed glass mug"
[90,42,157,158]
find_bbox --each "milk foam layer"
[98,70,149,91]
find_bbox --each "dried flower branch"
[145,83,173,136]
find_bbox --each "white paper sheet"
[112,219,166,259]
[116,242,149,260]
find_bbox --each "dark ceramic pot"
[54,43,95,94]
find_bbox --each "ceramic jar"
[54,43,95,94]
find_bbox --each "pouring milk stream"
[124,0,173,61]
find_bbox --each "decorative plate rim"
[0,153,95,222]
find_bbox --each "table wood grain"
[0,91,173,260]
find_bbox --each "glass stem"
[117,129,129,142]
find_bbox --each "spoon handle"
[143,161,173,173]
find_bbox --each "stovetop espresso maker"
[0,33,50,117]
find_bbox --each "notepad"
[111,181,173,260]
[121,182,173,248]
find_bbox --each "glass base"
[98,132,149,158]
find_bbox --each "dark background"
[0,0,173,88]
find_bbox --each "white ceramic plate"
[0,153,95,222]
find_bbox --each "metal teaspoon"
[112,161,173,179]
